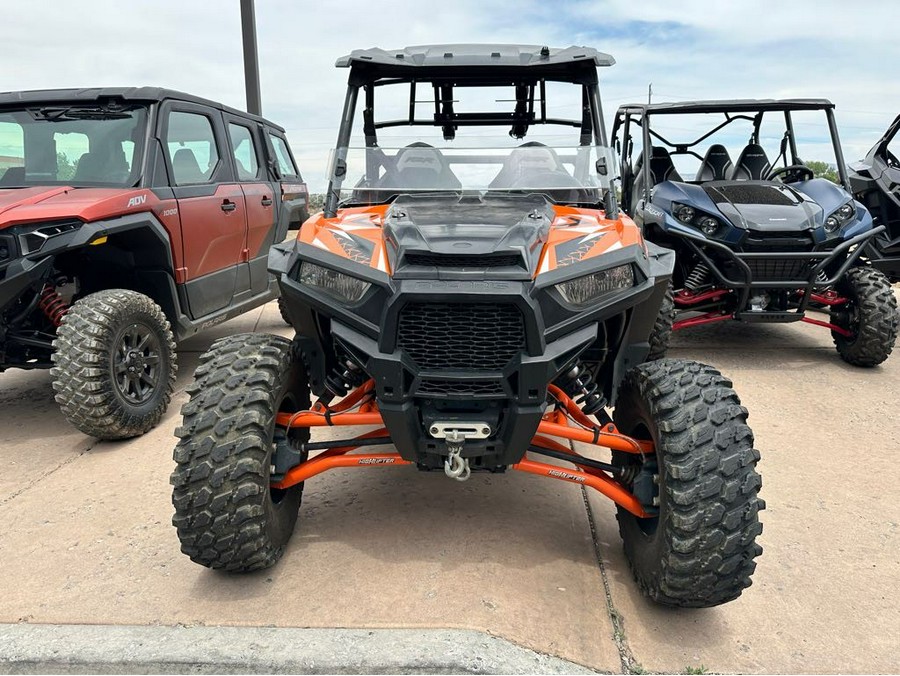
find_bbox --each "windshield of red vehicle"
[0,104,147,188]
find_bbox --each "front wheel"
[171,333,310,572]
[51,289,176,439]
[830,267,898,367]
[612,359,764,607]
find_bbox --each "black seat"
[172,148,204,184]
[695,144,733,182]
[378,142,461,190]
[73,152,107,182]
[489,142,571,189]
[0,166,25,186]
[647,147,683,184]
[730,144,772,181]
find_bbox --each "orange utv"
[171,45,764,607]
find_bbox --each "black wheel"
[51,289,176,440]
[171,333,310,572]
[612,359,764,607]
[278,296,292,327]
[830,267,898,367]
[646,282,675,361]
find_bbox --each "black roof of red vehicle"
[0,86,285,131]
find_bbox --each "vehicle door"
[160,102,248,319]
[264,129,308,239]
[225,116,276,296]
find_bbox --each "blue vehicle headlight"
[673,203,695,224]
[825,201,855,233]
[672,202,723,237]
[698,216,721,236]
[299,261,370,303]
[555,264,634,306]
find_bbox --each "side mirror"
[595,157,608,176]
[335,158,347,178]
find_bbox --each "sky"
[2,0,898,190]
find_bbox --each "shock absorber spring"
[322,356,366,403]
[558,361,606,416]
[684,262,710,292]
[616,464,643,485]
[39,284,69,327]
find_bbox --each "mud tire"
[612,359,764,607]
[171,333,310,572]
[831,267,898,367]
[646,282,675,360]
[51,289,176,440]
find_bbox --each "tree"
[56,151,77,180]
[805,160,839,183]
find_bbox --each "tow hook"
[429,422,491,482]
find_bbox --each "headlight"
[299,261,371,303]
[698,216,720,235]
[825,202,855,233]
[555,264,634,306]
[673,203,695,224]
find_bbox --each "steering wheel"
[767,164,815,183]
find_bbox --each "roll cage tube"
[323,75,620,218]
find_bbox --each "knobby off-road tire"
[831,267,898,367]
[171,333,310,572]
[51,289,176,440]
[612,359,764,607]
[646,282,675,361]
[277,296,292,327]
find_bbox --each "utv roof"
[336,44,613,83]
[338,44,614,68]
[0,87,284,131]
[619,99,835,115]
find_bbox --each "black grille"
[404,252,521,268]
[417,379,506,396]
[398,303,525,371]
[743,234,814,252]
[742,258,814,282]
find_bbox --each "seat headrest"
[647,146,683,184]
[172,148,204,184]
[695,144,734,182]
[730,144,771,181]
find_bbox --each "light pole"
[240,0,262,115]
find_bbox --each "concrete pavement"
[0,299,897,673]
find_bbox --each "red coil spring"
[39,285,69,327]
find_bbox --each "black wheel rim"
[113,322,162,405]
[270,391,307,505]
[623,421,660,537]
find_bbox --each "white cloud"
[1,0,896,189]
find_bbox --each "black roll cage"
[325,58,617,219]
[611,100,852,209]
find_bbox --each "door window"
[229,123,259,180]
[268,133,298,178]
[166,111,220,185]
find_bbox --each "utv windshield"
[0,103,147,188]
[331,143,615,206]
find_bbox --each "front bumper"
[270,239,673,466]
[676,226,883,315]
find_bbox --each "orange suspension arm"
[512,458,650,517]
